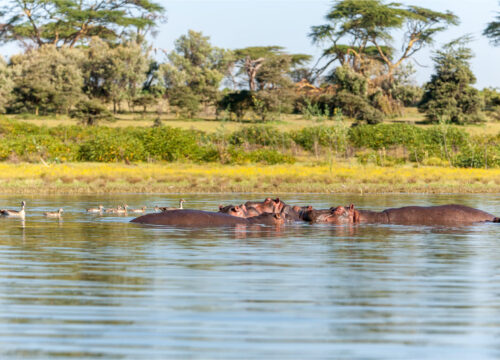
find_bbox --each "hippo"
[281,205,316,222]
[244,197,285,215]
[131,209,285,227]
[316,204,499,226]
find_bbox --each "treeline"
[0,1,499,125]
[1,120,498,168]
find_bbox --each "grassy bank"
[1,162,499,194]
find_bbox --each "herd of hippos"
[1,198,499,227]
[131,197,500,227]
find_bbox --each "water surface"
[0,194,499,359]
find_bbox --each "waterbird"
[115,204,129,214]
[45,208,63,218]
[87,205,104,213]
[0,201,26,218]
[155,199,186,212]
[130,206,147,213]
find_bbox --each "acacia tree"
[310,0,458,80]
[0,0,164,48]
[232,46,310,91]
[484,4,500,45]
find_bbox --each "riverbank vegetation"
[0,119,498,168]
[1,162,499,195]
[0,0,499,196]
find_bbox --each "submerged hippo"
[131,209,285,227]
[316,204,500,226]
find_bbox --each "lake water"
[0,194,499,360]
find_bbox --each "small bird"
[0,201,26,218]
[130,206,147,213]
[156,199,186,212]
[105,205,123,213]
[115,204,129,214]
[87,205,104,213]
[45,208,63,218]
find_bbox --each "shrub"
[217,90,253,120]
[78,133,146,162]
[229,125,292,147]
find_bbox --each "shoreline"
[1,162,499,195]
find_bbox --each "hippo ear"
[219,205,223,210]
[307,205,313,211]
[353,210,360,223]
[264,197,272,203]
[235,206,240,210]
[349,204,355,210]
[274,198,280,203]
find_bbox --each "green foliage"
[78,133,147,162]
[419,41,484,124]
[484,8,500,46]
[217,90,253,120]
[10,45,85,114]
[136,127,205,162]
[82,38,151,112]
[0,0,165,48]
[252,89,294,121]
[232,46,311,91]
[161,30,229,114]
[0,119,498,168]
[70,99,114,126]
[0,57,13,113]
[229,125,292,147]
[330,65,367,95]
[334,91,384,124]
[480,87,500,110]
[310,0,457,80]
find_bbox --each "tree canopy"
[310,0,458,78]
[418,39,483,124]
[0,0,165,48]
[484,5,500,46]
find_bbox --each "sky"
[1,0,499,88]
[154,0,500,88]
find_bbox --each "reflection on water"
[0,194,499,359]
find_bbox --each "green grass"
[7,108,499,136]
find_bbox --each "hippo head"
[219,204,247,218]
[323,204,358,224]
[255,212,285,225]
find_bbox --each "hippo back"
[384,204,496,226]
[131,209,248,226]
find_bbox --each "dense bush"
[0,119,498,168]
[229,125,292,147]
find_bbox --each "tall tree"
[10,45,85,114]
[82,37,150,113]
[0,56,13,113]
[0,0,165,48]
[418,39,483,124]
[161,30,230,116]
[484,4,500,45]
[310,0,458,79]
[233,46,311,91]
